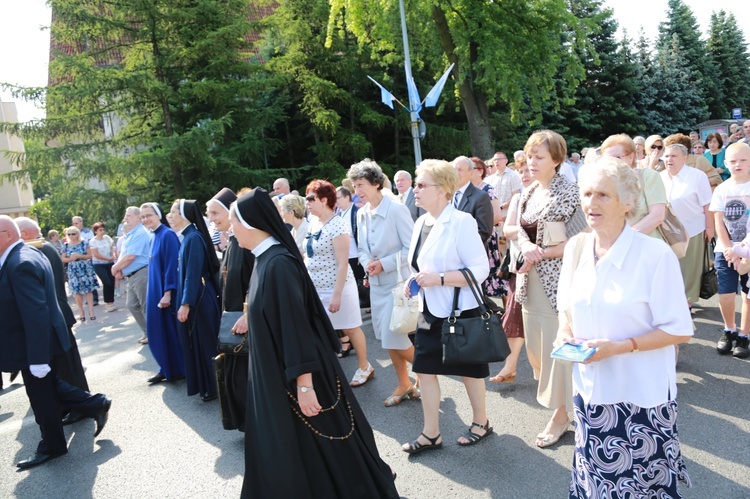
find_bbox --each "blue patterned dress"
[63,241,98,294]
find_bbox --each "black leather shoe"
[17,452,65,470]
[201,394,217,402]
[94,398,112,437]
[147,373,166,384]
[61,412,86,426]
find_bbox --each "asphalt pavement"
[1,292,749,498]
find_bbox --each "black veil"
[180,199,221,275]
[235,187,341,353]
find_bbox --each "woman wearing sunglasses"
[60,226,98,322]
[704,132,729,181]
[642,135,665,171]
[305,180,374,387]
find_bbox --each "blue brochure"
[409,278,421,296]
[550,343,596,363]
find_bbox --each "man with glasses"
[452,156,494,248]
[111,207,151,344]
[485,152,522,248]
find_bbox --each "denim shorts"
[715,252,749,295]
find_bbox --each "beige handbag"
[389,252,419,334]
[656,205,689,259]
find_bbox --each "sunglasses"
[414,182,438,190]
[650,145,664,150]
[66,232,78,236]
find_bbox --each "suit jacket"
[456,182,494,247]
[407,205,490,317]
[0,243,70,372]
[26,239,77,327]
[356,195,414,287]
[402,188,424,222]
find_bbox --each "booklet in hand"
[550,342,596,363]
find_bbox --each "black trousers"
[93,263,115,303]
[21,367,105,456]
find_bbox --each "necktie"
[454,191,461,208]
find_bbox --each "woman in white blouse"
[660,144,714,306]
[279,194,309,256]
[401,159,491,454]
[558,157,693,497]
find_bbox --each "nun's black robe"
[241,244,398,499]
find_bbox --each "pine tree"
[707,10,750,117]
[646,35,708,135]
[657,0,724,118]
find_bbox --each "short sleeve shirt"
[632,168,667,240]
[305,216,354,289]
[660,166,712,238]
[709,178,750,253]
[487,169,522,206]
[89,235,114,264]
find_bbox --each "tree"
[707,10,750,117]
[325,0,587,158]
[657,0,724,118]
[2,0,287,223]
[646,35,708,135]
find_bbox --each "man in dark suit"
[394,170,424,222]
[451,156,494,248]
[16,217,91,424]
[0,216,111,469]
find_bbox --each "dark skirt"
[502,273,524,339]
[570,393,691,498]
[412,302,490,378]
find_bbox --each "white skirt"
[317,279,363,330]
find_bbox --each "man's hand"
[29,364,51,379]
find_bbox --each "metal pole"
[399,0,422,166]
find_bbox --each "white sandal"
[350,364,374,387]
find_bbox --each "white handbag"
[389,253,419,334]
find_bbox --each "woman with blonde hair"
[516,130,587,448]
[633,135,646,163]
[60,226,98,322]
[642,134,665,170]
[280,194,309,255]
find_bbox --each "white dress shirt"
[557,227,693,407]
[660,165,712,237]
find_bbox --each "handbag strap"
[703,238,712,272]
[396,251,405,284]
[458,268,491,316]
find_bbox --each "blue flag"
[367,76,395,109]
[423,63,455,108]
[406,75,422,114]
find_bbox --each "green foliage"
[707,11,750,116]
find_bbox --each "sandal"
[89,316,96,321]
[78,316,86,323]
[349,364,374,387]
[384,385,419,407]
[536,420,570,449]
[338,339,354,358]
[457,421,494,446]
[402,433,442,454]
[489,371,516,384]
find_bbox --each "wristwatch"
[439,272,445,286]
[297,385,314,393]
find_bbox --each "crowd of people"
[3,124,750,498]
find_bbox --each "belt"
[125,266,147,279]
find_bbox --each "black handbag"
[441,269,511,365]
[700,239,718,300]
[499,248,511,280]
[217,311,248,355]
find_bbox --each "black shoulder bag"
[441,268,511,365]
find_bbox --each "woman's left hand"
[328,293,342,313]
[581,339,626,364]
[705,227,715,241]
[232,314,248,334]
[298,389,322,417]
[177,305,190,323]
[366,259,383,276]
[414,271,440,288]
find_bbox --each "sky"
[1,0,749,123]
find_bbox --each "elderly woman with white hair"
[558,157,692,497]
[279,194,309,256]
[660,143,714,306]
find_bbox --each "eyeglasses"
[650,145,664,150]
[414,182,438,190]
[66,232,78,236]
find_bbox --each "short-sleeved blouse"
[63,240,99,294]
[89,235,114,264]
[305,215,354,289]
[632,168,667,241]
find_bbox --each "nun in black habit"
[230,188,398,499]
[169,200,222,401]
[208,187,254,431]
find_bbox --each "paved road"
[1,293,749,498]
